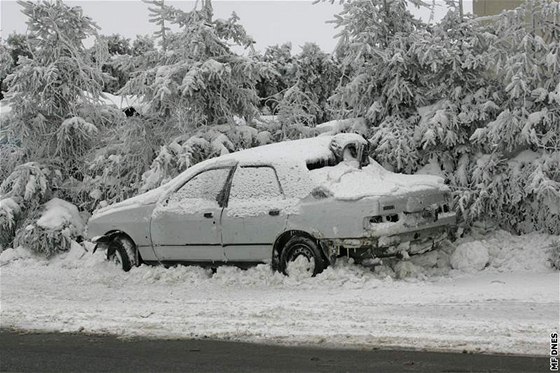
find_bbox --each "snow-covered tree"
[100,34,134,93]
[328,0,559,233]
[0,42,13,99]
[294,43,341,123]
[255,42,340,129]
[326,0,432,172]
[1,1,115,247]
[4,1,110,165]
[120,0,264,129]
[132,34,156,56]
[461,0,560,233]
[255,43,296,114]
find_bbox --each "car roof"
[216,133,367,167]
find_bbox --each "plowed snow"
[1,230,558,356]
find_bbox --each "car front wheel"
[107,236,138,272]
[279,236,327,277]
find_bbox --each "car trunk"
[378,188,445,214]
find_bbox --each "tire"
[279,235,328,277]
[107,236,138,272]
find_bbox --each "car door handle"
[203,212,213,219]
[269,209,280,216]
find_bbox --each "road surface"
[0,329,546,372]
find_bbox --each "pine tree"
[4,0,109,164]
[1,0,114,247]
[328,0,560,233]
[121,0,264,128]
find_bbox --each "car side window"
[229,166,282,202]
[169,168,231,207]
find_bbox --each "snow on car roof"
[218,133,367,166]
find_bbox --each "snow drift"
[1,229,558,356]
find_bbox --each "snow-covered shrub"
[0,162,56,210]
[0,198,21,248]
[0,142,26,182]
[85,148,137,208]
[370,115,420,173]
[0,162,65,246]
[55,117,98,161]
[549,239,560,270]
[13,198,84,258]
[4,1,108,158]
[455,151,560,234]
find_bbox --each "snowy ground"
[1,229,558,356]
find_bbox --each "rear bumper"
[319,212,457,260]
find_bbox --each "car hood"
[87,201,157,240]
[91,186,167,222]
[309,162,446,201]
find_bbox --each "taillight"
[368,214,400,224]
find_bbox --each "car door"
[221,165,288,262]
[150,166,233,262]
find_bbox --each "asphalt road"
[0,329,546,373]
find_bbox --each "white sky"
[0,0,473,53]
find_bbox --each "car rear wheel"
[279,236,327,277]
[107,236,138,272]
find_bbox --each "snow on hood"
[309,161,445,201]
[91,180,175,220]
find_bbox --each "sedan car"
[87,133,456,276]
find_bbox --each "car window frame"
[225,164,284,206]
[166,165,237,208]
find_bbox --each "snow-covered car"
[87,133,456,276]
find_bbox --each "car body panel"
[149,165,234,262]
[221,206,288,261]
[220,165,290,262]
[87,203,155,249]
[151,203,224,261]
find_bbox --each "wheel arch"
[273,230,330,267]
[93,230,141,258]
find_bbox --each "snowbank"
[1,229,558,356]
[450,242,490,272]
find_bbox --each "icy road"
[1,230,558,356]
